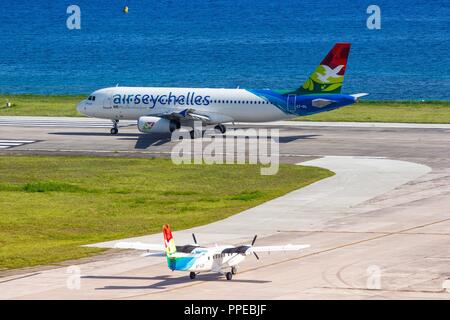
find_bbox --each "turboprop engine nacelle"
[138,116,179,133]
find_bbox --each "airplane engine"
[137,116,179,134]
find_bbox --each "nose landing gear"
[110,120,119,134]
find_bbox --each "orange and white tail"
[162,224,176,256]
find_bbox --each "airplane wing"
[221,244,310,255]
[249,244,310,253]
[114,241,165,251]
[114,241,202,254]
[157,108,211,122]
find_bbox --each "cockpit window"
[87,95,96,101]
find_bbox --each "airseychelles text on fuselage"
[113,91,211,108]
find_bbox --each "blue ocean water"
[0,0,448,99]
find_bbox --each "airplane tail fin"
[295,43,351,95]
[163,224,176,257]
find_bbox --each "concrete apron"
[89,156,431,249]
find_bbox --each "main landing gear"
[214,124,226,134]
[189,124,226,139]
[225,266,237,280]
[189,129,203,139]
[110,120,119,134]
[189,267,236,281]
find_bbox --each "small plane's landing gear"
[189,272,196,280]
[214,124,226,134]
[225,272,233,281]
[110,120,119,134]
[231,266,237,275]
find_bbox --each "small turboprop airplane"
[76,43,367,138]
[115,224,310,281]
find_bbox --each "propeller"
[192,233,197,245]
[251,235,259,260]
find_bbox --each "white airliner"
[115,224,310,281]
[76,43,367,137]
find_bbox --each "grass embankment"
[1,95,448,123]
[0,156,333,270]
[298,100,450,123]
[0,94,83,117]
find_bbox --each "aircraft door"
[104,95,120,119]
[103,96,112,109]
[287,94,296,113]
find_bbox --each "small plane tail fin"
[295,43,351,95]
[163,224,176,257]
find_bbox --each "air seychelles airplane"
[115,224,310,281]
[76,43,367,137]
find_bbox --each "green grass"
[0,155,333,270]
[0,95,449,123]
[0,94,84,116]
[297,100,450,123]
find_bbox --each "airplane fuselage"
[77,86,357,123]
[167,246,246,273]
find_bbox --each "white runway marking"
[0,139,36,149]
[1,116,450,129]
[236,120,450,129]
[0,117,135,128]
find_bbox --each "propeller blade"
[251,235,257,246]
[192,233,197,244]
[253,252,260,260]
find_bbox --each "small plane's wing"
[221,244,310,255]
[114,241,203,254]
[114,241,165,251]
[249,244,310,253]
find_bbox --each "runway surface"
[1,117,450,299]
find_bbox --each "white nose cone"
[76,101,86,115]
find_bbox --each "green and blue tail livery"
[296,42,350,95]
